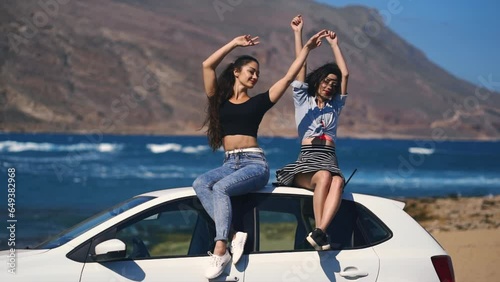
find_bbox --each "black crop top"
[220,91,275,137]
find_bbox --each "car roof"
[137,185,406,209]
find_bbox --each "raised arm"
[326,31,349,95]
[202,35,259,97]
[291,15,306,82]
[268,30,328,103]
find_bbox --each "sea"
[1,132,499,249]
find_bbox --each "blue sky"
[317,0,500,89]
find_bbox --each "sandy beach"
[403,195,500,282]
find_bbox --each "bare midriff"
[223,135,260,151]
[302,137,335,147]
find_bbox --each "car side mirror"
[93,239,126,262]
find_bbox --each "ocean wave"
[89,167,188,179]
[1,153,102,165]
[97,143,118,152]
[356,174,500,188]
[262,148,283,155]
[0,141,122,153]
[146,143,210,154]
[139,171,186,179]
[408,147,435,155]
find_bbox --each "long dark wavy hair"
[203,55,259,151]
[305,63,342,97]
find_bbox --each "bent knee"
[330,175,344,190]
[314,170,332,181]
[193,175,211,192]
[313,170,333,187]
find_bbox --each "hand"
[304,29,328,50]
[232,35,260,47]
[290,15,303,32]
[325,30,338,46]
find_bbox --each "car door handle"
[211,276,240,282]
[339,268,369,278]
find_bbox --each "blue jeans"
[193,151,269,242]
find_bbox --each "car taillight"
[431,255,455,282]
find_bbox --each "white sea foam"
[0,141,54,152]
[97,143,119,152]
[182,145,210,154]
[147,143,182,153]
[0,141,122,153]
[360,172,500,188]
[408,147,435,155]
[147,143,210,154]
[139,171,185,179]
[2,153,102,164]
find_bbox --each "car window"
[251,194,391,252]
[36,196,154,249]
[324,200,360,249]
[252,195,314,252]
[355,203,392,246]
[114,197,214,259]
[259,210,297,251]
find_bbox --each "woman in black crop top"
[193,31,328,279]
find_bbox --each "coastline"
[401,195,500,282]
[1,130,499,142]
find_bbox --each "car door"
[242,194,380,282]
[78,196,244,282]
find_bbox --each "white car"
[1,186,455,281]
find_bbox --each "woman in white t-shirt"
[276,15,350,251]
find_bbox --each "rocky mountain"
[1,0,499,140]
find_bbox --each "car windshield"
[34,196,155,249]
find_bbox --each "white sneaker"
[205,250,231,279]
[230,232,247,264]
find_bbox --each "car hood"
[0,249,49,258]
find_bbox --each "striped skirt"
[275,144,344,186]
